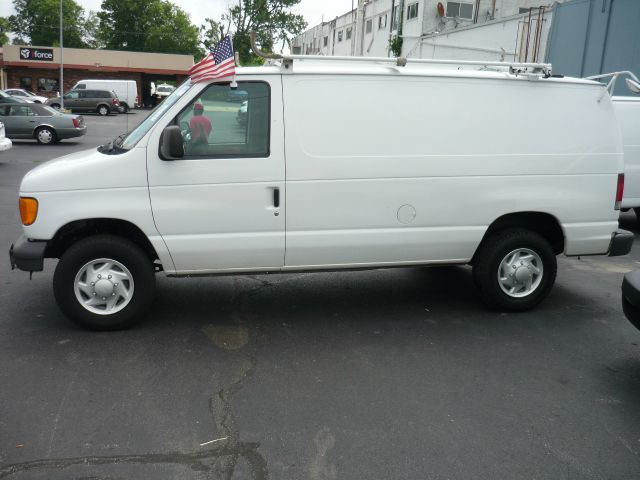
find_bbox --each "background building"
[292,0,639,91]
[0,44,193,105]
[292,0,558,61]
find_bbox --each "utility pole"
[59,0,64,109]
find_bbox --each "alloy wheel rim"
[73,258,134,315]
[497,248,543,298]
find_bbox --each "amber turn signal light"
[19,197,38,226]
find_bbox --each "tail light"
[135,95,140,106]
[112,98,119,105]
[72,118,79,128]
[615,173,624,210]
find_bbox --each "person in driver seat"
[189,102,212,145]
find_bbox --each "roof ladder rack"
[249,32,552,76]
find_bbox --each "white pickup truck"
[9,54,633,330]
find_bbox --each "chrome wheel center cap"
[514,266,533,283]
[94,279,115,297]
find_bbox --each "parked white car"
[154,83,175,98]
[9,56,632,330]
[0,120,12,152]
[4,88,48,104]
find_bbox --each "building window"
[338,30,343,42]
[37,77,59,92]
[292,46,302,54]
[365,18,372,33]
[391,5,399,30]
[446,1,473,19]
[323,36,328,47]
[407,2,419,20]
[346,27,352,40]
[378,14,387,29]
[20,77,32,90]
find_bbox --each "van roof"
[235,63,603,88]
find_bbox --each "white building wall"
[291,0,561,61]
[412,10,553,62]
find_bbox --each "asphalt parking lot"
[1,111,639,479]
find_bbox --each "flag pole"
[59,0,64,110]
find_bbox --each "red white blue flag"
[189,35,236,83]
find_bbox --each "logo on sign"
[19,48,54,61]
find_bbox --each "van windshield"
[117,80,192,151]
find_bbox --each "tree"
[98,0,200,56]
[82,11,103,49]
[9,0,89,48]
[145,2,200,55]
[0,17,10,46]
[200,17,227,54]
[221,0,307,64]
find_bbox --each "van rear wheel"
[53,235,155,330]
[97,105,109,116]
[473,229,556,311]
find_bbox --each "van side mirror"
[160,125,184,160]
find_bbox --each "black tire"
[634,208,640,222]
[97,104,110,116]
[53,235,156,330]
[472,229,557,311]
[120,103,130,113]
[50,103,61,110]
[35,126,56,145]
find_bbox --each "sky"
[0,0,353,37]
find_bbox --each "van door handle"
[273,187,280,208]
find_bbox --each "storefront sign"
[19,48,54,61]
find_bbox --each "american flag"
[189,35,236,83]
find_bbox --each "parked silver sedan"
[0,103,86,145]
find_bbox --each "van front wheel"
[473,229,557,311]
[53,235,155,330]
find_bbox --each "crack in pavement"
[1,277,269,479]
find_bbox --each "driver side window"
[175,81,270,158]
[64,91,80,99]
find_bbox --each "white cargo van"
[72,79,139,112]
[9,55,632,330]
[588,72,640,218]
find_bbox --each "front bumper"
[9,235,47,272]
[608,229,634,256]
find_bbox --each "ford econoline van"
[9,56,633,330]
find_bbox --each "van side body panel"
[282,74,622,267]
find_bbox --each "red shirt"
[189,115,212,142]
